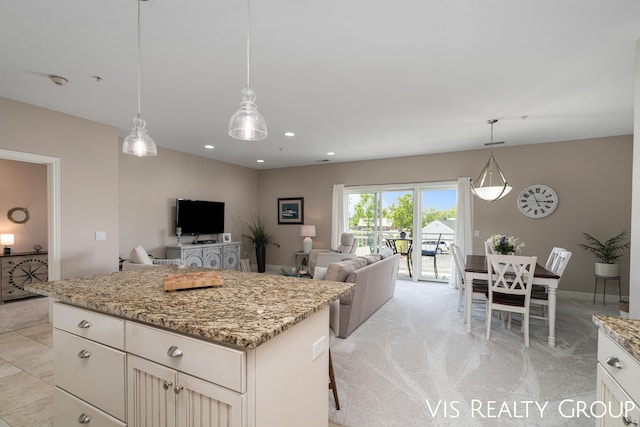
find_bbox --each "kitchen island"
[27,266,354,427]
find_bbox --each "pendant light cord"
[245,0,251,88]
[137,0,142,117]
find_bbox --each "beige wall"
[0,159,47,253]
[257,135,633,295]
[0,97,119,278]
[118,147,259,259]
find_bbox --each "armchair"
[308,233,359,277]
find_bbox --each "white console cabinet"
[596,329,640,426]
[167,242,240,270]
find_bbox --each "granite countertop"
[593,314,640,363]
[25,267,354,349]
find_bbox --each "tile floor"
[0,297,53,427]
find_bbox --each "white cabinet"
[596,330,640,426]
[52,303,126,425]
[128,354,245,427]
[167,243,240,270]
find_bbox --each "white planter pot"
[595,262,619,277]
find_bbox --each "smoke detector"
[48,74,68,86]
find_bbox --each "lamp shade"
[1,234,14,245]
[471,153,512,202]
[300,225,316,237]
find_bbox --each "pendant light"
[471,119,512,202]
[228,0,268,141]
[122,0,157,157]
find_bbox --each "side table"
[293,251,310,271]
[592,274,622,305]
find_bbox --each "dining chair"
[544,247,566,271]
[421,233,441,278]
[484,240,495,255]
[451,244,488,316]
[485,254,537,347]
[530,250,572,323]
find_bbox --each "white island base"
[53,302,330,427]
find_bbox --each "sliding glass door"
[344,182,456,282]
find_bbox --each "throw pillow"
[129,244,153,265]
[313,267,327,280]
[379,247,394,259]
[359,254,381,265]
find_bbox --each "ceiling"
[1,1,639,169]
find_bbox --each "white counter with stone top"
[26,266,353,348]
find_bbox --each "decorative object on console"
[471,119,512,202]
[1,234,14,255]
[176,226,182,246]
[222,233,231,243]
[122,0,157,157]
[33,244,42,254]
[243,214,279,273]
[228,0,268,141]
[7,207,29,224]
[277,197,304,224]
[300,225,316,253]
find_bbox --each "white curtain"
[449,177,473,287]
[331,184,346,249]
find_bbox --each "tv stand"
[167,242,239,270]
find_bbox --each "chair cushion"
[422,250,436,256]
[129,244,152,265]
[489,292,526,307]
[326,258,367,282]
[313,267,328,280]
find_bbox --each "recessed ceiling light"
[204,145,214,150]
[284,132,295,137]
[327,152,335,156]
[257,159,265,163]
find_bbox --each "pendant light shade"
[229,0,267,141]
[229,87,268,140]
[471,120,512,202]
[123,0,157,157]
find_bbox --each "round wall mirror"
[8,207,29,224]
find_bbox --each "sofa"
[315,249,400,338]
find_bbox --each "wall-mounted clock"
[517,184,558,218]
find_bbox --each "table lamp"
[300,225,316,253]
[1,234,14,255]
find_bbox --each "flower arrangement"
[487,234,525,255]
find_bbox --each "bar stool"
[592,274,621,305]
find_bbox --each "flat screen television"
[175,199,225,235]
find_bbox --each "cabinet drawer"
[126,321,246,393]
[53,303,125,350]
[598,330,640,401]
[54,387,125,427]
[54,330,126,421]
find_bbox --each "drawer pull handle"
[77,413,91,423]
[77,350,91,359]
[167,346,183,358]
[77,320,91,329]
[623,415,638,426]
[174,384,184,395]
[606,356,622,369]
[163,380,173,391]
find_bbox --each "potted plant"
[243,214,280,273]
[579,230,630,277]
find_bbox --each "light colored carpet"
[328,280,618,426]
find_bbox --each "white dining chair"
[544,247,566,271]
[530,250,572,323]
[451,244,487,316]
[484,240,495,255]
[485,254,537,347]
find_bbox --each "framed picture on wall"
[277,197,304,224]
[222,233,231,243]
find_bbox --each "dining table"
[464,254,561,347]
